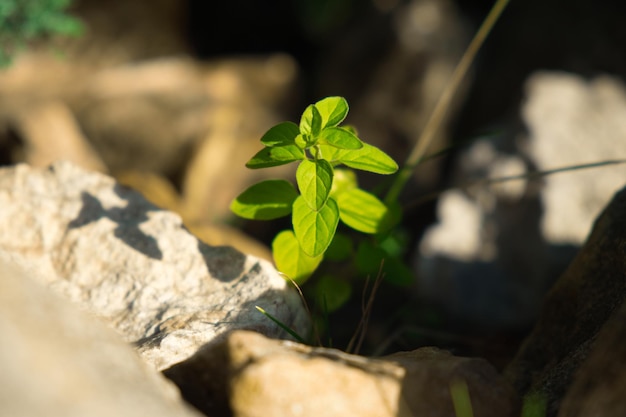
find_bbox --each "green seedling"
[234,0,513,348]
[231,96,398,283]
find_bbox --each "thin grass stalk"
[385,0,511,205]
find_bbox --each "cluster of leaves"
[232,97,405,294]
[0,0,83,66]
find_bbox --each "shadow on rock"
[68,187,163,259]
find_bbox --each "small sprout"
[232,96,399,290]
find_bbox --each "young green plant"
[231,96,398,283]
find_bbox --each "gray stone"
[413,72,626,328]
[163,330,519,417]
[0,161,309,370]
[0,259,203,417]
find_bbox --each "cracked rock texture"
[0,161,309,370]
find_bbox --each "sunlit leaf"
[273,230,323,284]
[296,159,333,210]
[230,180,298,220]
[293,196,339,257]
[246,145,305,169]
[336,188,391,234]
[318,127,363,150]
[330,168,358,197]
[300,96,349,134]
[341,124,358,136]
[300,104,315,135]
[260,122,300,147]
[319,142,398,174]
[295,134,308,149]
[314,96,349,128]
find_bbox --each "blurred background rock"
[2,0,626,364]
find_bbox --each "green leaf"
[300,96,349,135]
[260,122,300,147]
[300,104,315,135]
[295,134,307,149]
[314,96,349,128]
[355,241,414,286]
[246,145,305,169]
[311,105,323,137]
[315,275,352,312]
[293,196,340,257]
[330,168,358,197]
[336,188,391,234]
[341,125,358,136]
[296,159,333,210]
[378,229,410,258]
[273,230,323,284]
[231,180,298,220]
[318,127,363,150]
[319,143,398,174]
[325,232,353,261]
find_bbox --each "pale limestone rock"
[0,260,203,417]
[163,330,519,417]
[0,161,309,370]
[524,72,626,244]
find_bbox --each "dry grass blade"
[283,273,323,346]
[405,158,626,209]
[346,261,385,355]
[385,0,511,205]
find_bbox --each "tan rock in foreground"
[164,330,519,417]
[0,260,203,417]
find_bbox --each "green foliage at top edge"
[0,0,83,66]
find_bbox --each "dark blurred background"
[2,0,626,365]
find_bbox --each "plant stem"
[384,0,511,205]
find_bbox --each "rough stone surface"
[0,259,203,417]
[164,330,519,417]
[0,161,309,370]
[557,299,626,417]
[505,184,626,416]
[116,169,273,261]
